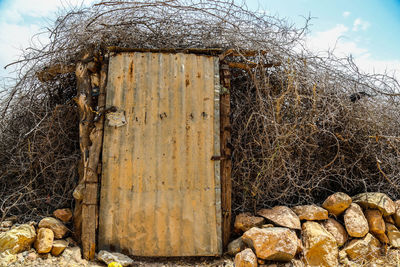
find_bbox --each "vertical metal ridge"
[213,57,222,253]
[202,56,213,252]
[153,53,161,255]
[125,53,135,254]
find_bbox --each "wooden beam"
[83,60,108,260]
[219,63,232,250]
[227,61,280,71]
[73,57,92,245]
[37,64,75,82]
[74,52,108,260]
[219,48,268,60]
[107,46,223,55]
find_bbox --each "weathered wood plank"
[74,53,108,260]
[73,60,93,244]
[82,60,108,260]
[219,63,232,249]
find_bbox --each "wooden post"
[219,63,232,249]
[75,52,108,260]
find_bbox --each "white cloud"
[306,24,368,57]
[306,24,399,79]
[0,22,43,66]
[352,18,370,31]
[342,11,351,18]
[0,0,95,78]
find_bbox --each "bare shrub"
[0,0,399,221]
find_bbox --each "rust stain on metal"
[99,52,222,256]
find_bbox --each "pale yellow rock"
[227,236,246,256]
[38,217,68,239]
[262,224,274,228]
[344,203,369,237]
[0,250,17,266]
[302,221,338,267]
[51,239,68,256]
[234,248,257,267]
[322,218,348,246]
[242,227,297,261]
[234,213,265,232]
[341,233,381,262]
[0,224,36,254]
[295,232,303,255]
[353,192,395,216]
[291,205,328,221]
[386,222,400,248]
[27,251,38,261]
[393,200,400,227]
[34,228,54,253]
[291,259,305,267]
[53,208,73,223]
[97,250,133,266]
[0,221,13,228]
[322,192,352,216]
[257,206,301,230]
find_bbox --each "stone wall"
[231,192,400,267]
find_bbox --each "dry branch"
[0,0,399,231]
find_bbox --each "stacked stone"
[232,192,400,267]
[0,208,72,265]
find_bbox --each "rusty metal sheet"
[99,52,222,256]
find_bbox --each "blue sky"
[250,0,400,61]
[0,0,399,79]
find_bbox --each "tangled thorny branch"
[0,0,399,221]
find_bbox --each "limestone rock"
[322,192,352,216]
[393,200,400,227]
[291,205,328,221]
[0,224,36,254]
[53,208,73,223]
[0,221,13,228]
[242,227,297,261]
[257,206,301,230]
[365,209,385,235]
[51,239,68,256]
[38,217,68,239]
[0,250,17,266]
[386,223,400,248]
[364,209,388,243]
[234,248,257,267]
[227,236,246,256]
[34,228,54,253]
[322,218,348,246]
[375,232,389,244]
[341,233,381,262]
[353,192,395,216]
[302,221,338,267]
[62,246,83,263]
[384,215,395,224]
[290,259,305,267]
[262,224,274,228]
[344,203,369,237]
[234,213,265,232]
[27,251,38,261]
[295,232,303,255]
[97,250,134,266]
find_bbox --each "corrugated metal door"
[98,52,222,256]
